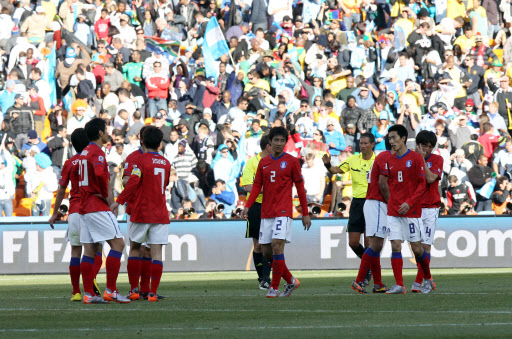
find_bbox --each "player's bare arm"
[48,186,67,229]
[378,174,390,202]
[302,215,311,230]
[322,153,342,174]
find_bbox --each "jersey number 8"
[398,171,403,183]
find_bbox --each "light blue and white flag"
[203,17,229,79]
[42,46,57,107]
[477,177,496,199]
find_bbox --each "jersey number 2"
[270,171,276,182]
[154,168,165,194]
[78,160,88,187]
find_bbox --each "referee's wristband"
[324,162,332,170]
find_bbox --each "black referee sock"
[253,251,264,279]
[350,244,366,259]
[262,256,271,280]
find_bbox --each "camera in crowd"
[183,207,195,218]
[338,202,347,212]
[231,207,244,219]
[216,204,225,212]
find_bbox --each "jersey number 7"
[78,160,88,187]
[154,168,165,194]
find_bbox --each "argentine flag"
[203,17,229,80]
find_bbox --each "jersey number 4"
[78,160,88,186]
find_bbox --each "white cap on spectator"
[36,6,45,13]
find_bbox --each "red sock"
[391,252,404,287]
[140,257,152,294]
[414,261,424,284]
[282,263,293,284]
[127,257,142,291]
[271,254,285,290]
[80,256,95,295]
[371,255,383,287]
[93,252,102,278]
[417,251,432,280]
[356,252,372,283]
[106,250,122,292]
[150,260,163,295]
[69,257,81,294]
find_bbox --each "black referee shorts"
[245,202,262,239]
[347,198,366,233]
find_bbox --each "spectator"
[467,154,494,212]
[210,179,236,218]
[172,139,198,182]
[302,152,327,204]
[449,114,476,150]
[47,126,69,177]
[446,175,476,215]
[493,138,512,177]
[0,144,16,217]
[461,134,485,166]
[103,61,124,92]
[192,160,216,198]
[67,100,91,135]
[491,177,512,214]
[478,122,500,162]
[26,152,57,216]
[0,80,17,113]
[146,61,170,118]
[6,93,34,150]
[448,148,474,183]
[324,118,346,161]
[27,85,45,136]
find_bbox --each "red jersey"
[123,148,144,216]
[59,154,81,215]
[245,152,308,218]
[385,150,426,218]
[117,152,171,224]
[478,133,499,161]
[365,150,392,203]
[423,153,443,208]
[78,143,110,215]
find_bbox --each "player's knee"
[270,241,284,254]
[390,241,401,252]
[410,242,423,256]
[348,240,360,249]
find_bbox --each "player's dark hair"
[415,130,437,147]
[84,118,107,141]
[139,125,148,142]
[268,126,289,142]
[71,128,89,154]
[260,134,270,150]
[384,134,391,151]
[360,132,375,144]
[57,125,66,132]
[143,126,163,150]
[388,124,408,140]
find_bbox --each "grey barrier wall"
[0,216,511,274]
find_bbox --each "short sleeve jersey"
[365,150,391,203]
[241,153,263,204]
[423,153,443,208]
[59,154,81,215]
[385,150,426,218]
[253,153,304,218]
[117,152,171,224]
[78,143,110,215]
[123,148,144,215]
[337,153,376,198]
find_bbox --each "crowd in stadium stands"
[2,0,512,219]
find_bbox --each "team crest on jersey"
[406,160,412,168]
[280,161,287,169]
[427,162,432,168]
[124,162,129,169]
[98,156,104,163]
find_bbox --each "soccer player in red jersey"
[412,130,443,293]
[49,128,103,301]
[111,127,171,302]
[79,118,130,304]
[351,137,394,294]
[243,127,311,298]
[379,125,434,294]
[121,126,154,300]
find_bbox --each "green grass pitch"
[1,268,512,338]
